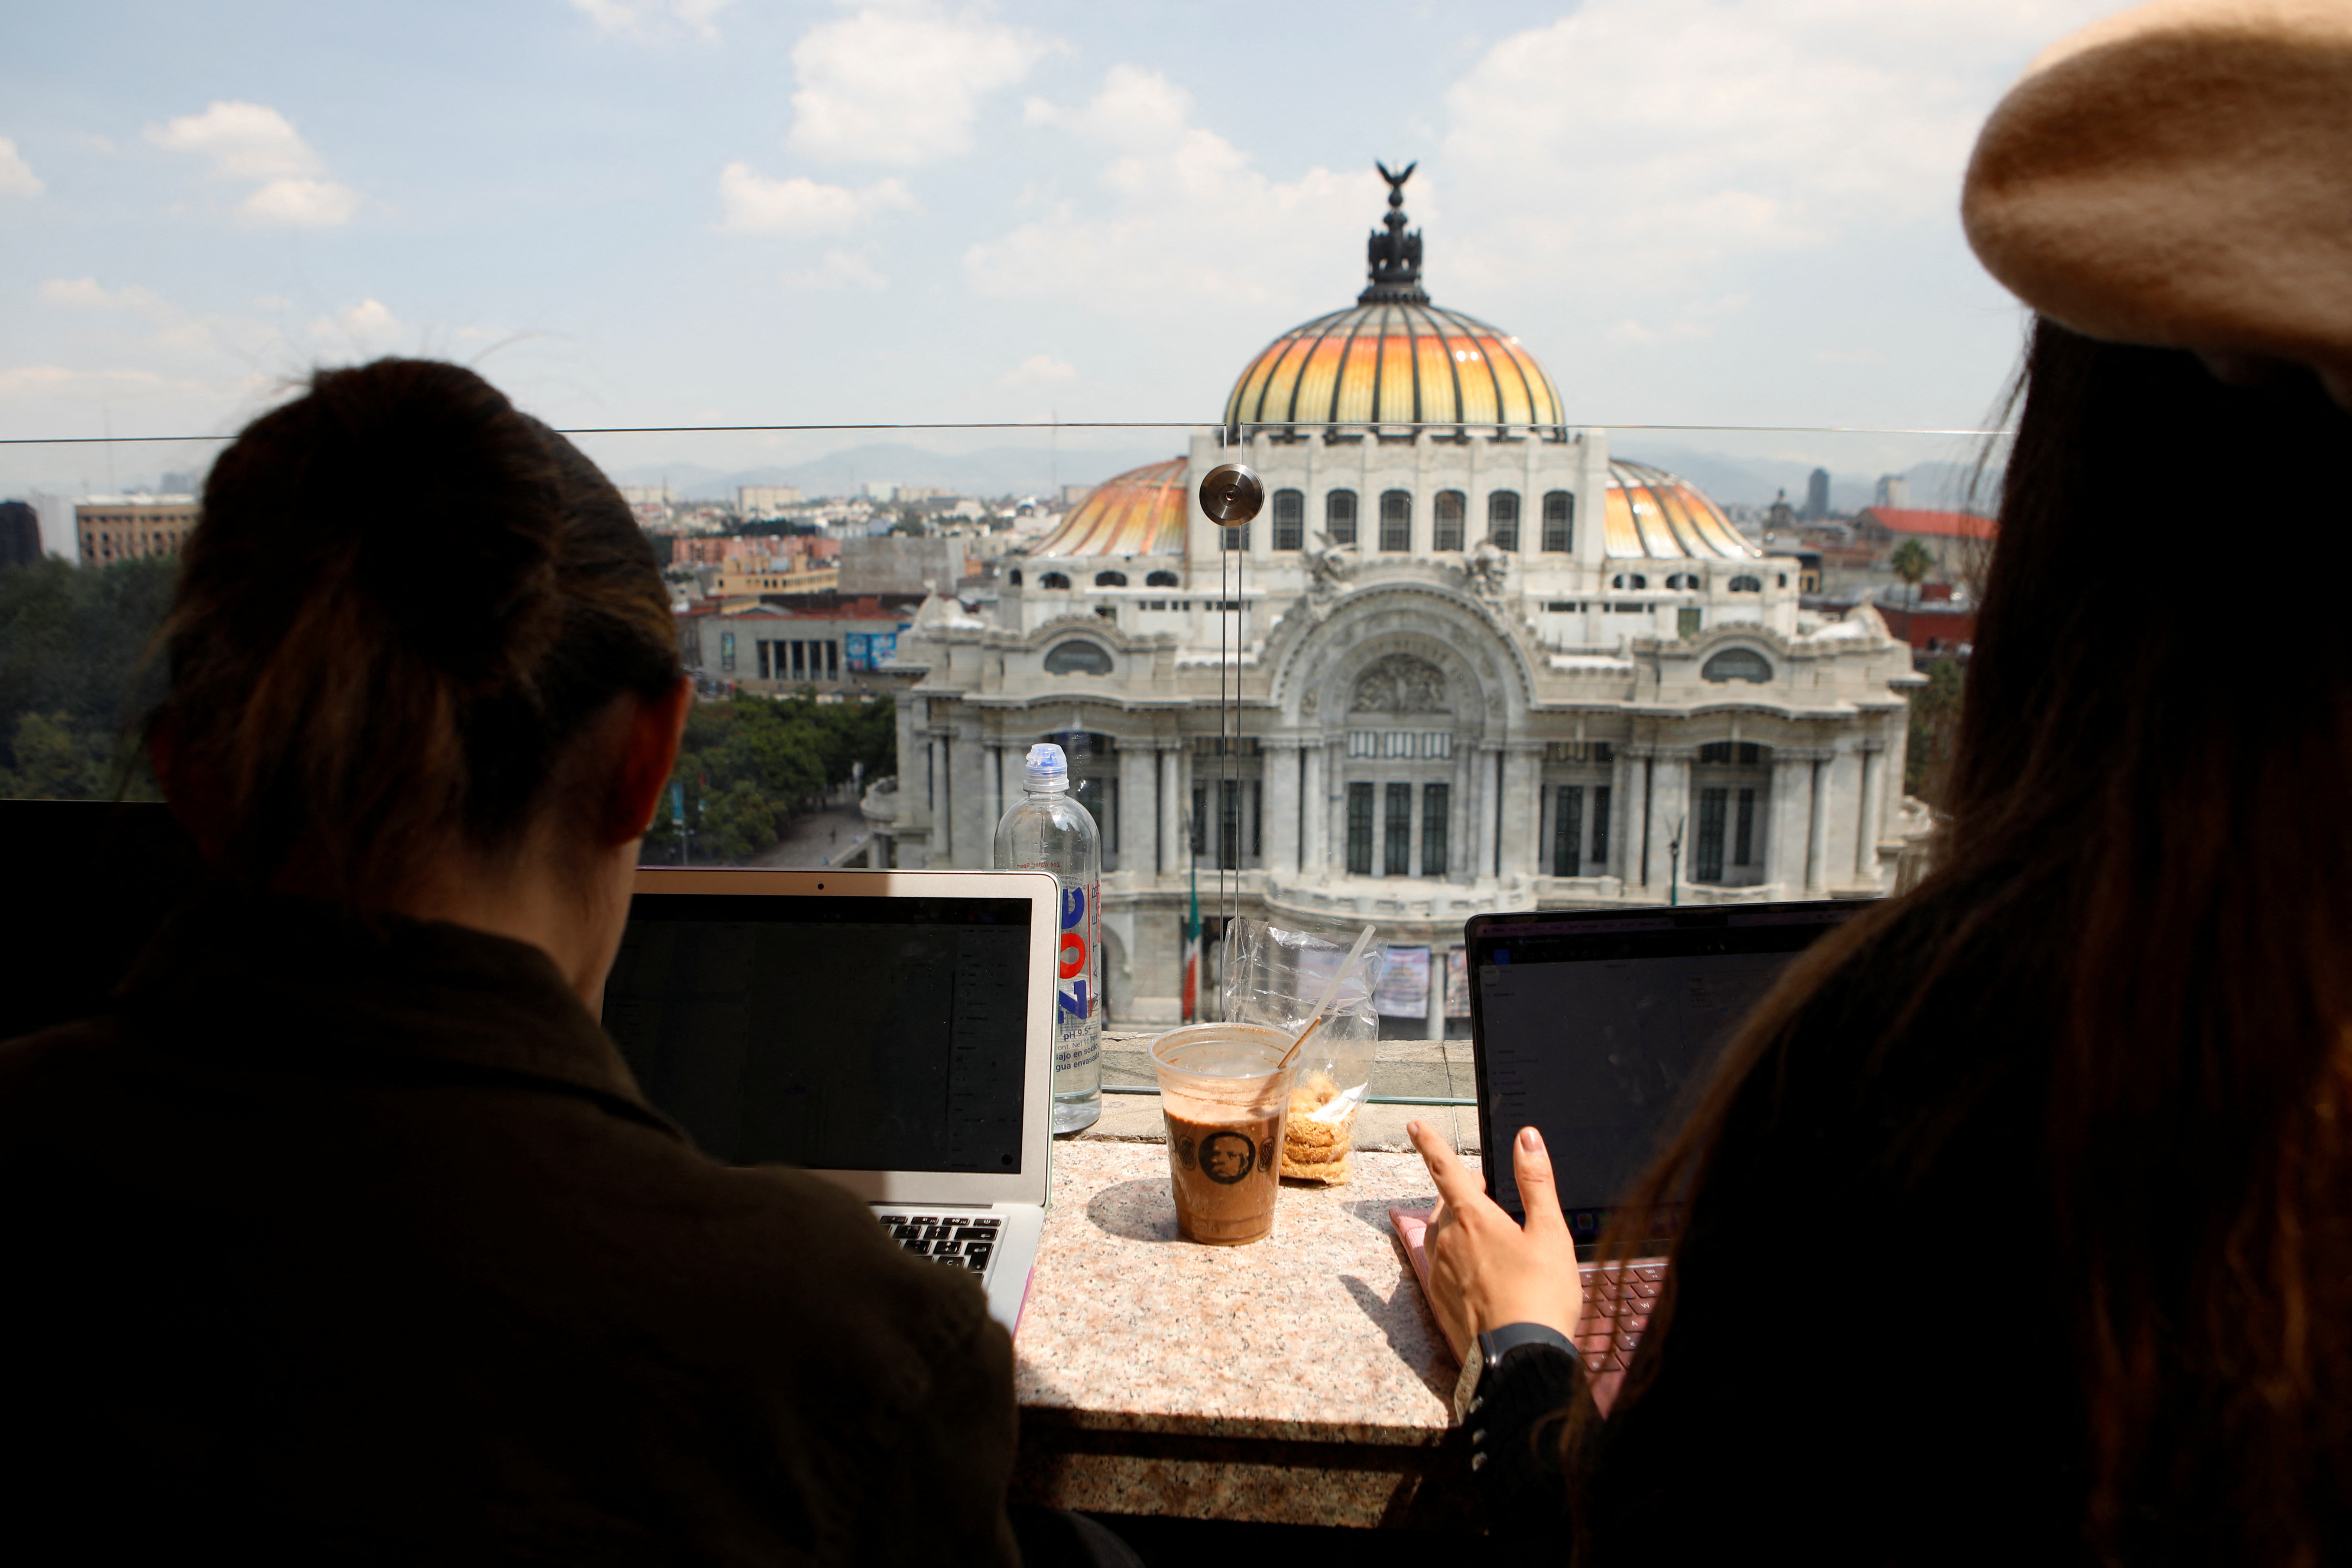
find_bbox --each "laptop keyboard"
[1575,1261,1664,1374]
[879,1214,1000,1275]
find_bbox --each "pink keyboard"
[1389,1206,1661,1416]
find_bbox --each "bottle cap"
[1024,743,1070,792]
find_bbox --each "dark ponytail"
[158,358,681,905]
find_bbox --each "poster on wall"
[843,632,871,672]
[1375,945,1431,1018]
[1446,947,1470,1018]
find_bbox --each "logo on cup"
[1200,1131,1257,1185]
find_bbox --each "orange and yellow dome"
[1030,458,1188,557]
[1605,461,1758,561]
[1223,303,1562,434]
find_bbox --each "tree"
[0,555,176,800]
[640,692,896,864]
[1905,659,1966,806]
[1890,538,1936,607]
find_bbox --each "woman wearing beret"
[1414,3,2352,1562]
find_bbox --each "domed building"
[876,168,1924,1031]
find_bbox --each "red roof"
[1858,507,1997,540]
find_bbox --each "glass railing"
[1,416,1993,1049]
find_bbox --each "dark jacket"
[1476,898,2086,1564]
[0,889,1020,1565]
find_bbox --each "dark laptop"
[1395,900,1862,1406]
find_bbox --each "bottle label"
[1055,880,1100,1072]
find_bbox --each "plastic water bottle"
[995,742,1102,1134]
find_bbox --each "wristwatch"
[1452,1322,1576,1423]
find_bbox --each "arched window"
[1145,569,1180,587]
[1379,490,1411,551]
[1433,490,1465,551]
[1272,489,1304,551]
[1008,568,1023,585]
[1729,574,1762,593]
[1220,518,1249,551]
[1541,491,1573,552]
[1488,491,1521,551]
[1777,572,1789,588]
[1038,571,1071,590]
[1043,640,1114,675]
[1610,572,1648,590]
[1665,572,1701,591]
[1094,570,1128,587]
[1325,489,1357,546]
[1700,647,1773,684]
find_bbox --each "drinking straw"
[1280,923,1378,1070]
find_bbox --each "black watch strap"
[1452,1322,1576,1422]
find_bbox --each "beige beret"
[1963,0,2352,373]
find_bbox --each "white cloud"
[570,0,733,40]
[146,100,361,228]
[40,278,174,319]
[999,353,1077,387]
[786,4,1056,166]
[716,163,917,236]
[306,298,409,353]
[967,65,1372,314]
[241,176,363,228]
[1435,0,2116,296]
[779,250,889,291]
[0,138,43,197]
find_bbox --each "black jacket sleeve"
[1467,1342,1590,1539]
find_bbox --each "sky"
[1,0,2123,526]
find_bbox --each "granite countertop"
[1011,1138,1482,1527]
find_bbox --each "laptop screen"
[603,891,1034,1175]
[1468,902,1861,1239]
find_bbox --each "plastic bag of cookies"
[1223,918,1381,1185]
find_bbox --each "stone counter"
[1010,1139,1478,1529]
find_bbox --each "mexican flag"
[1181,852,1200,1023]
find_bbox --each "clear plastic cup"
[1150,1023,1300,1246]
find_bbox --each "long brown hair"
[1585,320,2352,1561]
[156,358,681,905]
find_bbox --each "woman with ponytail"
[0,360,1021,1563]
[1411,4,2352,1562]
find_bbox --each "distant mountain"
[609,441,1180,502]
[1617,445,1998,514]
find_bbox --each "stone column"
[1766,753,1812,893]
[1425,944,1447,1041]
[1300,742,1325,875]
[931,734,952,862]
[1855,745,1884,883]
[1472,746,1500,882]
[987,744,1005,845]
[1608,748,1635,881]
[1118,743,1156,879]
[1652,749,1692,895]
[951,726,988,870]
[1326,741,1348,876]
[1627,749,1654,894]
[1498,746,1541,880]
[1264,740,1300,876]
[1805,757,1830,893]
[1158,744,1183,877]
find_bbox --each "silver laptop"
[600,866,1060,1333]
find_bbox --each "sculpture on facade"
[1467,538,1511,598]
[1304,532,1356,600]
[1351,653,1449,714]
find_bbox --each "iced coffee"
[1149,1023,1298,1246]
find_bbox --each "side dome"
[1030,458,1188,557]
[1605,460,1759,561]
[1222,162,1563,437]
